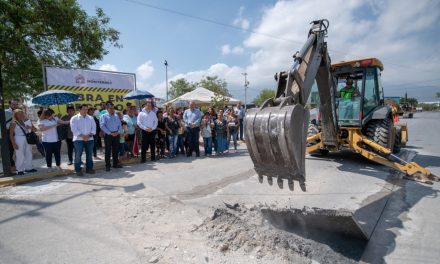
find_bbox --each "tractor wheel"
[365,118,393,149]
[393,127,402,154]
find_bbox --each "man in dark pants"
[183,101,202,157]
[61,105,75,165]
[137,101,158,162]
[99,102,122,171]
[235,102,245,141]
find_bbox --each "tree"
[253,89,275,106]
[211,93,230,110]
[168,78,196,99]
[399,97,418,106]
[196,75,232,109]
[198,76,230,96]
[0,0,120,99]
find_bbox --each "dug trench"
[197,203,369,264]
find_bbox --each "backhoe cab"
[245,19,438,192]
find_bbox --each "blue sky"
[78,0,440,102]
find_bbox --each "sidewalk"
[0,153,141,187]
[0,139,246,187]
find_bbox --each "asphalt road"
[0,111,439,264]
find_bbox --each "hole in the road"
[261,207,369,261]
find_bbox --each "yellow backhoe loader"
[245,19,438,192]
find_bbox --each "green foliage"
[198,76,229,96]
[399,97,418,106]
[419,103,439,111]
[210,93,230,110]
[0,0,120,99]
[197,76,231,108]
[168,78,196,100]
[253,89,275,106]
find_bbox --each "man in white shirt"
[70,104,96,176]
[183,101,202,157]
[234,102,245,141]
[137,101,158,162]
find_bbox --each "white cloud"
[233,6,250,30]
[221,44,231,55]
[136,60,155,80]
[221,44,244,55]
[99,64,118,71]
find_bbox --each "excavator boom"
[245,19,338,191]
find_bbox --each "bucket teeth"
[245,104,309,191]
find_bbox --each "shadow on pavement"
[412,153,440,168]
[358,180,439,263]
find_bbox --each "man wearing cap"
[100,102,122,171]
[339,77,360,100]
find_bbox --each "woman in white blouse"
[38,109,69,170]
[9,109,36,175]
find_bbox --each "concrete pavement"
[0,112,439,263]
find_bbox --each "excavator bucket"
[245,102,309,190]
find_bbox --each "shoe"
[105,167,111,171]
[25,169,37,173]
[76,171,84,176]
[67,161,73,165]
[186,154,192,157]
[113,165,123,169]
[17,171,24,175]
[86,169,95,174]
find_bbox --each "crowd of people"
[5,99,246,176]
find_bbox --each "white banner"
[45,66,135,90]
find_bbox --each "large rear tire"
[365,118,393,149]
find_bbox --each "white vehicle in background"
[416,107,423,112]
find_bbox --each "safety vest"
[340,87,356,100]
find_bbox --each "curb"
[0,158,141,187]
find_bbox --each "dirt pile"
[198,203,366,264]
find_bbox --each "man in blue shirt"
[183,101,202,157]
[100,101,122,171]
[234,102,245,141]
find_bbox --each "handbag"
[16,121,39,145]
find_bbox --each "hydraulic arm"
[245,19,338,191]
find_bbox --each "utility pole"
[242,72,249,110]
[164,60,168,102]
[0,63,11,176]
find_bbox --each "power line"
[122,0,440,75]
[123,0,299,44]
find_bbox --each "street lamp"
[241,72,249,110]
[164,60,168,102]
